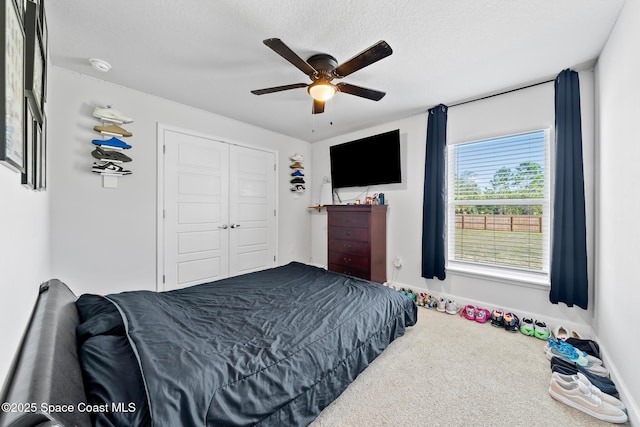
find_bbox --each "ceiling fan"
[251,38,393,114]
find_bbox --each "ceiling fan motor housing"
[307,54,338,78]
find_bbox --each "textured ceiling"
[47,0,624,142]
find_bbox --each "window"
[447,130,551,280]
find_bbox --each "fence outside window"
[454,214,542,233]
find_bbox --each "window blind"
[447,130,550,273]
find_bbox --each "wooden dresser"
[326,205,387,283]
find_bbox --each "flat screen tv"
[330,129,401,189]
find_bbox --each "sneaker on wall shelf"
[93,106,133,124]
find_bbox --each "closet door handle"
[230,223,241,229]
[219,224,228,229]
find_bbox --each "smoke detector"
[89,58,111,72]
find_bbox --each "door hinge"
[274,255,276,262]
[163,209,166,219]
[274,209,276,216]
[162,275,165,284]
[274,164,276,171]
[163,145,166,154]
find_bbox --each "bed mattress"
[76,262,417,426]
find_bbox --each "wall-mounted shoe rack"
[90,106,134,188]
[290,153,305,194]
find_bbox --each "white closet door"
[163,130,230,290]
[228,145,277,276]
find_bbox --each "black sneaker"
[91,146,132,163]
[490,309,504,327]
[92,161,132,176]
[566,338,601,359]
[503,312,520,332]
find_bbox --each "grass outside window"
[454,228,543,270]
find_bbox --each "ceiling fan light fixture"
[308,81,336,101]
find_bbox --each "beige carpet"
[311,307,628,427]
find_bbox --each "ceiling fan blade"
[263,38,317,76]
[336,82,386,101]
[251,83,308,95]
[334,40,393,78]
[312,99,325,114]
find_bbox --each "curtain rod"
[448,78,555,109]
[442,61,595,109]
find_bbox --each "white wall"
[312,72,596,331]
[0,166,50,387]
[595,0,640,422]
[47,67,312,296]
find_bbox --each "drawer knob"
[344,244,352,249]
[345,231,352,237]
[343,257,352,263]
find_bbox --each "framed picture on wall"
[24,0,43,122]
[1,0,26,173]
[37,116,46,190]
[21,102,36,188]
[39,1,47,102]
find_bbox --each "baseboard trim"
[592,332,639,426]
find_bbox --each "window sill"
[446,262,550,290]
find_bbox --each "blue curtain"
[421,104,448,280]
[550,69,588,309]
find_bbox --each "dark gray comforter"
[78,262,417,426]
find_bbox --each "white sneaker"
[445,299,459,315]
[551,372,626,412]
[93,106,133,124]
[549,376,627,423]
[436,297,446,313]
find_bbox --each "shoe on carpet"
[474,307,490,323]
[519,317,535,336]
[534,320,551,340]
[570,329,585,339]
[550,356,619,397]
[546,339,589,367]
[436,297,446,312]
[461,305,475,320]
[551,372,626,411]
[545,341,609,376]
[445,299,459,315]
[426,295,438,309]
[553,325,570,340]
[490,309,504,328]
[503,312,520,332]
[546,340,605,367]
[566,337,601,359]
[548,376,628,423]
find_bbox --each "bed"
[0,262,417,426]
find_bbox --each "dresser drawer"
[329,212,369,228]
[328,263,370,280]
[328,251,370,270]
[328,239,369,256]
[328,226,369,243]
